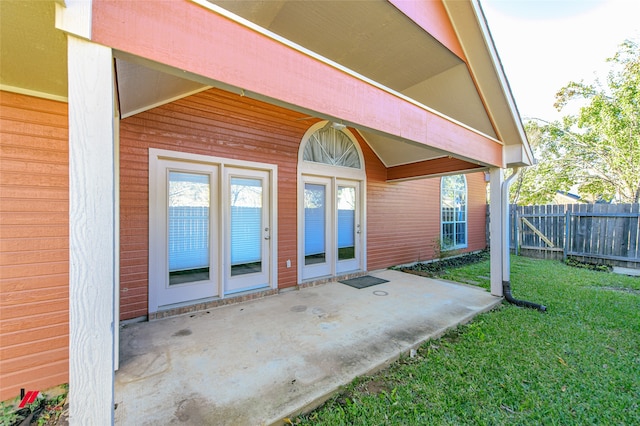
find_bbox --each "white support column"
[489,168,504,297]
[68,35,116,424]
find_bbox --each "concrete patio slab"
[114,270,501,425]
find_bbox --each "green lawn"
[296,256,640,425]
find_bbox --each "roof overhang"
[2,0,533,175]
[443,0,534,167]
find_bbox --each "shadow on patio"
[114,269,501,425]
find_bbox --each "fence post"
[515,206,520,256]
[563,209,570,262]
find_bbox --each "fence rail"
[505,203,640,268]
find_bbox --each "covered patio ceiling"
[1,0,528,173]
[209,0,495,139]
[0,0,67,100]
[207,0,498,169]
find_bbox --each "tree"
[509,120,573,205]
[512,40,640,204]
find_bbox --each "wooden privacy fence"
[505,204,640,268]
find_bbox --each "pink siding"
[91,0,502,167]
[365,140,487,270]
[0,88,488,402]
[119,88,307,320]
[119,88,488,320]
[0,91,69,402]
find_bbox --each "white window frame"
[440,174,468,251]
[148,148,278,312]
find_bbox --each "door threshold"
[150,287,278,320]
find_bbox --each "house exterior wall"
[366,155,487,271]
[0,91,69,401]
[119,88,488,320]
[119,88,305,320]
[467,172,490,252]
[0,88,488,401]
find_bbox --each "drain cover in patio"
[339,276,389,289]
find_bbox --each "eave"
[1,0,535,175]
[443,0,534,167]
[387,157,485,182]
[89,0,503,168]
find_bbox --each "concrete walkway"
[114,270,501,425]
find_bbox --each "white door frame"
[149,159,220,308]
[148,148,277,312]
[297,122,367,282]
[335,179,361,274]
[299,175,364,281]
[301,176,334,280]
[223,167,272,294]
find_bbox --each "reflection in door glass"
[168,171,210,285]
[337,186,356,261]
[304,183,326,265]
[230,178,263,276]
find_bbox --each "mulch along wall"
[0,91,69,401]
[119,88,487,321]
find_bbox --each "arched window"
[303,125,361,169]
[441,175,467,250]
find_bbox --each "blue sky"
[481,0,640,122]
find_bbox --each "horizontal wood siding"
[120,88,489,320]
[366,144,487,270]
[119,88,309,320]
[0,91,69,402]
[467,172,489,252]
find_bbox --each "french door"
[150,159,219,308]
[149,150,275,312]
[224,168,271,294]
[335,181,360,274]
[301,176,362,280]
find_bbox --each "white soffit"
[403,63,492,136]
[116,59,210,118]
[359,130,447,167]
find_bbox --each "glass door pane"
[224,168,271,295]
[336,180,360,275]
[337,186,356,261]
[168,171,210,285]
[304,183,326,265]
[230,177,263,276]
